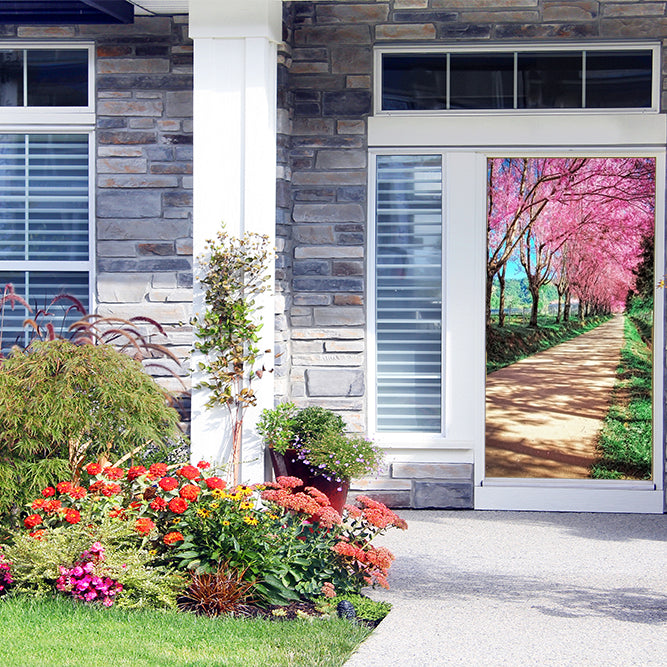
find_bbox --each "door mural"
[485,157,656,479]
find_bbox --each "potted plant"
[256,403,383,513]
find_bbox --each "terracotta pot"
[268,447,350,514]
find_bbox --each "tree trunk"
[486,271,495,326]
[563,291,571,322]
[232,418,243,486]
[498,269,506,327]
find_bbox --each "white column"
[189,0,281,482]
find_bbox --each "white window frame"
[368,150,448,442]
[0,41,96,321]
[374,42,661,117]
[0,42,95,124]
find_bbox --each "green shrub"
[0,339,183,518]
[314,594,391,623]
[3,516,184,609]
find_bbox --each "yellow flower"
[209,502,220,509]
[211,489,225,498]
[149,549,157,556]
[239,501,253,510]
[196,508,211,518]
[222,520,230,526]
[243,515,259,526]
[172,518,181,525]
[238,485,253,497]
[268,514,279,520]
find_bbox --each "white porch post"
[189,0,281,482]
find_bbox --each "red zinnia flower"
[86,462,102,476]
[43,499,62,514]
[168,497,188,514]
[41,487,56,498]
[176,465,200,481]
[149,497,167,511]
[196,460,211,470]
[103,466,125,481]
[31,498,46,510]
[127,465,147,481]
[29,529,46,540]
[148,462,168,479]
[56,481,73,494]
[101,483,121,497]
[68,486,87,500]
[64,509,81,524]
[109,508,125,519]
[204,476,226,490]
[24,513,42,528]
[134,517,155,535]
[159,476,178,492]
[179,484,200,501]
[163,531,184,546]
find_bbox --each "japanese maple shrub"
[0,339,183,519]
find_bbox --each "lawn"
[593,315,653,480]
[0,596,372,667]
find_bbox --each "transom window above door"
[377,44,659,113]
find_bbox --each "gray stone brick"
[412,481,474,510]
[392,463,474,480]
[166,91,193,117]
[375,24,438,40]
[330,46,372,74]
[98,175,179,188]
[96,75,193,92]
[294,25,372,45]
[98,131,157,145]
[315,151,367,170]
[306,369,365,397]
[292,171,366,186]
[295,246,364,259]
[291,225,336,244]
[313,306,365,325]
[293,278,363,293]
[98,218,189,240]
[293,260,330,276]
[316,3,389,23]
[97,118,126,129]
[293,203,364,223]
[98,258,191,273]
[97,158,148,173]
[97,190,162,218]
[138,243,174,256]
[129,118,155,130]
[96,240,136,257]
[97,273,151,303]
[98,99,163,116]
[332,261,363,276]
[322,91,372,116]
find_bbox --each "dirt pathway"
[485,314,626,478]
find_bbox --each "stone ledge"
[412,480,474,510]
[392,462,473,480]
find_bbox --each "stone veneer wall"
[280,0,667,508]
[1,16,194,418]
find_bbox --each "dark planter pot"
[268,448,350,515]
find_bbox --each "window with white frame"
[373,154,444,433]
[0,46,93,351]
[378,45,658,113]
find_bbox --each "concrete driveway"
[345,510,667,666]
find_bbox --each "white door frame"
[369,113,666,513]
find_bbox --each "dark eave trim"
[0,0,134,24]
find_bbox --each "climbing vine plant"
[193,227,272,484]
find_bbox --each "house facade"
[0,0,665,513]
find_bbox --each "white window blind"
[0,134,89,262]
[375,155,443,432]
[0,133,90,352]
